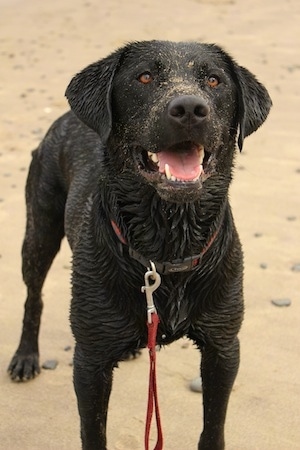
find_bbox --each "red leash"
[142,263,163,450]
[145,312,163,450]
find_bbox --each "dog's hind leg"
[8,149,66,381]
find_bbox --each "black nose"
[167,95,209,126]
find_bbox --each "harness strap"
[111,219,220,275]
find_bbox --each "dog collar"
[111,220,219,275]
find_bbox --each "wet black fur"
[8,40,271,449]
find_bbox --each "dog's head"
[66,40,271,202]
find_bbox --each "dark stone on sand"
[64,345,72,352]
[291,264,300,272]
[190,377,202,393]
[42,359,58,370]
[271,298,291,307]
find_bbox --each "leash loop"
[141,262,163,450]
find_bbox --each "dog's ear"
[235,65,272,151]
[65,49,123,142]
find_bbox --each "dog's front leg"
[198,337,240,450]
[73,345,113,450]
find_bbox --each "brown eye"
[138,72,154,84]
[207,75,220,88]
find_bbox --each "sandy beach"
[0,0,299,448]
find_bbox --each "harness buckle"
[161,255,202,274]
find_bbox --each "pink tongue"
[158,149,201,181]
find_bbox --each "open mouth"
[136,141,213,185]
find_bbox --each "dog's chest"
[152,278,193,344]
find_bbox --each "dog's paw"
[8,352,40,381]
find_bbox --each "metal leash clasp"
[141,261,161,323]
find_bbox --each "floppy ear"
[65,49,123,142]
[235,66,272,151]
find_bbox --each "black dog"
[8,40,271,449]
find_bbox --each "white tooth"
[165,163,172,180]
[171,175,176,181]
[197,146,205,165]
[147,151,159,164]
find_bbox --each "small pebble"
[42,359,58,370]
[31,128,43,135]
[260,263,268,269]
[291,264,300,272]
[64,345,72,352]
[287,216,297,221]
[254,232,263,238]
[190,377,202,393]
[271,298,291,307]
